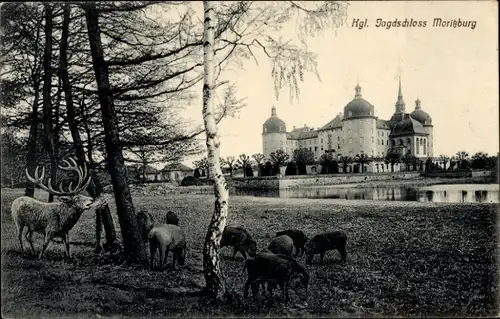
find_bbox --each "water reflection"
[232,184,498,203]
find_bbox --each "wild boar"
[304,230,347,264]
[268,235,294,256]
[220,226,257,259]
[148,224,187,270]
[165,211,179,226]
[276,229,308,256]
[244,253,309,302]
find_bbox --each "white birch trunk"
[201,0,230,300]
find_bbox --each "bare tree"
[252,153,265,176]
[221,156,237,177]
[82,2,146,264]
[439,154,450,170]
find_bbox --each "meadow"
[1,187,498,318]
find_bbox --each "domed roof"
[410,98,432,125]
[391,116,426,136]
[343,84,375,119]
[263,106,286,133]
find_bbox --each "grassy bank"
[1,188,498,317]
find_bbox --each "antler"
[26,157,92,196]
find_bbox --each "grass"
[1,187,498,318]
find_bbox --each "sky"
[170,1,499,168]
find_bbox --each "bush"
[245,166,254,177]
[181,176,201,186]
[285,162,297,175]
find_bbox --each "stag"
[11,158,100,259]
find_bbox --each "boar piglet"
[220,226,257,259]
[305,230,347,264]
[148,224,187,270]
[276,229,309,256]
[244,254,309,302]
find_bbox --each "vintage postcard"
[1,1,498,318]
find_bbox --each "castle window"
[349,138,353,144]
[372,136,374,143]
[378,140,380,145]
[399,139,403,145]
[337,136,340,141]
[360,137,364,144]
[321,138,323,143]
[321,147,324,151]
[315,146,318,152]
[387,139,389,145]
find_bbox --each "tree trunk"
[25,83,41,197]
[59,3,118,252]
[41,3,56,203]
[24,8,43,198]
[201,0,230,301]
[83,3,146,264]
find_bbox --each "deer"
[11,157,101,259]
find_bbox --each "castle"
[262,80,434,173]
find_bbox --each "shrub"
[181,176,201,186]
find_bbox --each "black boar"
[148,224,187,270]
[268,235,294,256]
[136,210,154,241]
[244,253,309,302]
[276,229,308,256]
[165,211,179,226]
[220,226,257,259]
[304,230,347,264]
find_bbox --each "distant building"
[161,163,193,184]
[262,80,434,173]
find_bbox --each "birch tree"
[199,0,349,301]
[201,1,230,300]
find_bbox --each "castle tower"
[410,97,434,157]
[341,83,377,162]
[262,106,288,159]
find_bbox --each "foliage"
[292,148,315,175]
[180,175,203,186]
[470,152,496,170]
[401,153,417,171]
[338,155,352,173]
[245,165,254,177]
[285,161,297,175]
[385,151,401,172]
[221,156,238,177]
[319,151,338,174]
[237,154,253,178]
[252,153,266,176]
[269,149,290,172]
[0,130,26,187]
[354,153,372,173]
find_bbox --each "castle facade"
[262,81,434,173]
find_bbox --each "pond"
[232,184,499,203]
